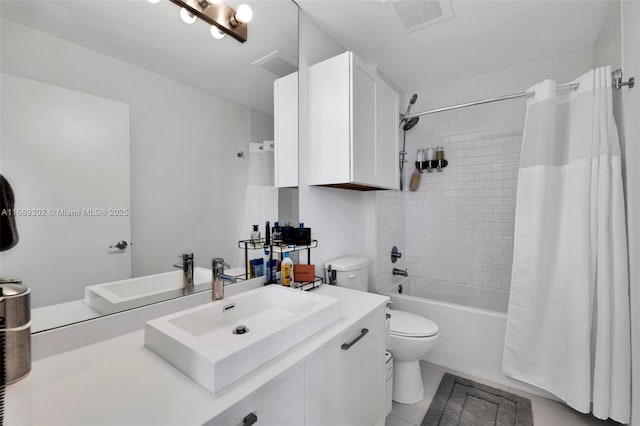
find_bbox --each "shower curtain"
[503,66,631,423]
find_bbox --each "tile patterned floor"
[386,361,621,426]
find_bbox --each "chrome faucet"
[392,268,408,277]
[212,257,233,301]
[173,253,194,294]
[326,264,337,285]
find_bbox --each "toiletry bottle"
[281,252,294,286]
[266,259,277,284]
[251,225,260,243]
[272,221,282,245]
[264,221,271,255]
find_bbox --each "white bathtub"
[379,276,554,398]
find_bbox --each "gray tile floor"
[386,361,621,426]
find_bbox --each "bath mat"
[422,373,533,426]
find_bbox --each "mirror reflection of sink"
[84,268,211,314]
[144,285,340,394]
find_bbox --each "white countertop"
[31,299,101,333]
[7,285,388,425]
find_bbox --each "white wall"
[375,190,405,290]
[375,49,594,292]
[594,1,622,70]
[1,18,273,290]
[594,0,624,155]
[298,12,378,286]
[619,1,640,423]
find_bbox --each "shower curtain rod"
[403,67,635,119]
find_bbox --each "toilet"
[325,256,440,406]
[388,310,439,404]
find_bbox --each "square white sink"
[144,285,340,393]
[84,267,211,314]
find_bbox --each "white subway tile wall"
[376,49,595,291]
[377,188,406,290]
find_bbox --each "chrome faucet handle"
[390,246,402,263]
[212,258,229,275]
[174,253,194,269]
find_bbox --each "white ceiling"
[297,0,613,94]
[0,0,298,115]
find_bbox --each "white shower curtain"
[503,66,631,423]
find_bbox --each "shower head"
[401,94,419,131]
[402,116,419,131]
[405,93,418,116]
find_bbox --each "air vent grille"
[251,51,298,78]
[390,0,454,34]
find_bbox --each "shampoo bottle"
[281,252,294,286]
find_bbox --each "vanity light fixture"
[151,0,252,43]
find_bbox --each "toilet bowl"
[389,309,439,404]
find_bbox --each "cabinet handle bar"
[243,412,258,425]
[341,328,369,351]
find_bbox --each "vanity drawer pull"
[341,328,369,351]
[243,412,258,425]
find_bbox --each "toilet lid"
[389,310,438,337]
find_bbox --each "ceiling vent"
[251,51,298,78]
[389,0,454,34]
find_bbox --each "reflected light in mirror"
[210,25,225,39]
[180,7,196,24]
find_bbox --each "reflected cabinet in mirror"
[0,0,299,332]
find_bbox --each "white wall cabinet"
[274,71,298,188]
[309,51,399,190]
[207,305,386,426]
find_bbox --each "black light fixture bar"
[168,0,248,43]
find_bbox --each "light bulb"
[180,8,196,24]
[147,0,161,3]
[235,4,253,23]
[210,26,225,40]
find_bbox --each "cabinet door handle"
[341,328,369,351]
[243,412,258,425]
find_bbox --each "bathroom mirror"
[0,0,299,332]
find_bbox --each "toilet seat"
[389,310,438,338]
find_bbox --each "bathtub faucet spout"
[393,268,408,277]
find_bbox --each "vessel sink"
[144,285,340,393]
[84,267,211,314]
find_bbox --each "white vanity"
[7,285,388,425]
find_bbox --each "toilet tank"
[324,256,370,291]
